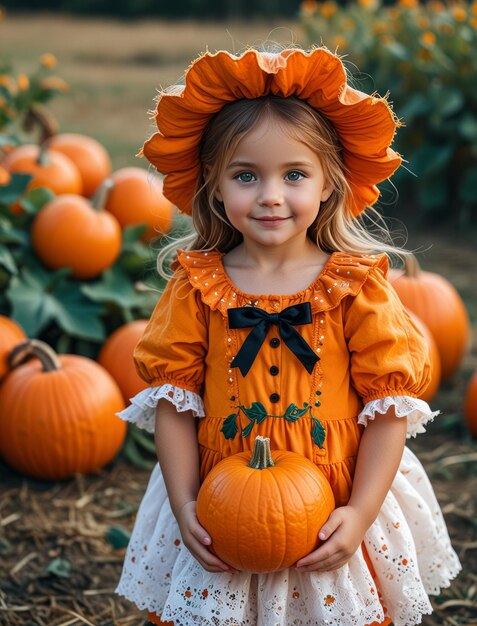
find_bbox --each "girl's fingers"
[317,510,343,542]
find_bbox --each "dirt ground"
[0,231,476,626]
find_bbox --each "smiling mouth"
[254,216,290,221]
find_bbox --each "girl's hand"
[294,505,370,572]
[177,501,240,574]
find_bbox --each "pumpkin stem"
[8,339,62,372]
[403,254,421,278]
[91,178,114,211]
[247,436,275,470]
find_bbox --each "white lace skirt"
[115,446,460,626]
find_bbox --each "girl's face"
[215,116,333,252]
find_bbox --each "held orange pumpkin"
[48,133,112,198]
[98,320,149,403]
[196,436,335,573]
[0,316,26,380]
[464,372,477,438]
[0,340,126,480]
[31,180,122,279]
[389,255,470,381]
[2,143,83,196]
[405,309,441,402]
[105,167,174,241]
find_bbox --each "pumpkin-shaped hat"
[141,47,402,217]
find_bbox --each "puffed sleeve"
[344,256,438,436]
[116,269,208,433]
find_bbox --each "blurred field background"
[1,3,476,626]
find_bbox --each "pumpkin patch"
[196,436,335,573]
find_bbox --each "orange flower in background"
[358,0,379,9]
[452,6,467,20]
[332,35,348,49]
[420,30,437,45]
[418,48,433,61]
[40,53,58,69]
[373,21,388,34]
[301,0,318,14]
[388,7,401,19]
[17,74,29,91]
[417,15,430,28]
[471,16,477,26]
[428,0,445,12]
[320,1,338,17]
[472,1,477,15]
[439,21,455,33]
[399,0,418,8]
[39,76,69,92]
[342,17,356,30]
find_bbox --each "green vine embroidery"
[221,401,326,448]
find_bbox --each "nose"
[258,180,284,207]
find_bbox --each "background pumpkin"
[31,181,122,279]
[105,167,174,241]
[2,143,83,196]
[48,132,112,198]
[389,255,470,381]
[196,436,335,573]
[0,316,26,380]
[405,309,441,402]
[98,319,149,404]
[0,339,126,480]
[464,372,477,438]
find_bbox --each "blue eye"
[236,172,256,183]
[286,171,304,182]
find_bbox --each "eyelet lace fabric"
[358,396,439,438]
[116,444,461,626]
[116,385,205,433]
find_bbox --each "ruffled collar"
[176,248,388,317]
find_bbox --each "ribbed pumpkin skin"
[98,320,149,403]
[3,144,83,195]
[31,194,122,279]
[48,133,112,198]
[389,269,470,380]
[464,373,477,438]
[196,449,335,573]
[0,355,126,479]
[405,310,441,402]
[105,167,173,241]
[0,317,26,380]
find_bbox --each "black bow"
[227,302,319,377]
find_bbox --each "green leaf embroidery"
[311,417,326,449]
[221,413,239,440]
[241,421,255,438]
[239,401,267,423]
[284,402,310,422]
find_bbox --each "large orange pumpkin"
[196,436,335,573]
[464,372,477,438]
[48,133,112,198]
[31,181,122,279]
[105,167,174,241]
[389,255,470,381]
[0,340,126,480]
[98,320,149,403]
[2,143,83,196]
[405,309,441,402]
[0,316,26,380]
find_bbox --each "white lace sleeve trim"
[358,395,440,438]
[116,385,205,433]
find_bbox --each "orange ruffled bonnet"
[142,47,402,217]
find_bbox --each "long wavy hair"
[156,95,407,279]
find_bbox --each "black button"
[270,393,280,403]
[315,401,321,407]
[270,338,280,348]
[316,390,322,396]
[230,396,235,401]
[269,365,279,376]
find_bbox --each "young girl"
[115,47,460,626]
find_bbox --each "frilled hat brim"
[142,47,402,217]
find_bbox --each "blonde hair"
[156,95,407,279]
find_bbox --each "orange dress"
[116,249,460,626]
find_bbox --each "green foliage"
[300,0,477,226]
